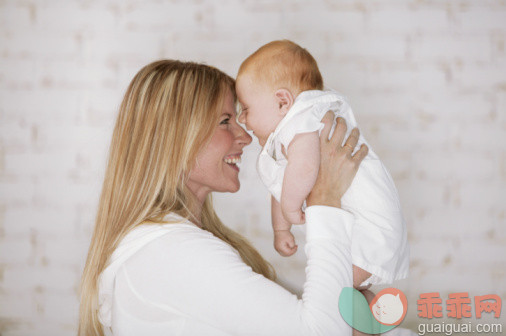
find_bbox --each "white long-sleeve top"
[98,206,354,336]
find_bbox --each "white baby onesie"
[257,89,409,285]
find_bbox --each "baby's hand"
[282,208,305,225]
[274,230,298,257]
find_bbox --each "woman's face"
[187,90,252,202]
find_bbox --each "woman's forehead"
[222,90,238,115]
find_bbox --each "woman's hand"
[307,111,369,208]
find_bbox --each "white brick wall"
[1,0,505,334]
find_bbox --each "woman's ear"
[275,89,294,116]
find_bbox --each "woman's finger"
[343,127,360,152]
[319,111,334,143]
[330,117,347,147]
[352,143,369,164]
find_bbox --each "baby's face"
[236,74,284,147]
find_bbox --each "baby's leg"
[353,265,372,290]
[281,132,320,224]
[352,265,379,336]
[272,196,297,257]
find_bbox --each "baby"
[235,40,409,289]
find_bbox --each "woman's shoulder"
[108,213,214,266]
[128,215,213,248]
[122,213,240,265]
[99,214,227,328]
[119,215,244,295]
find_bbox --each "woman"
[79,60,368,335]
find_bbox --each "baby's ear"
[275,89,294,116]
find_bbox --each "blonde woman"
[79,60,369,335]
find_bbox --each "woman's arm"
[119,207,354,335]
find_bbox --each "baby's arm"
[271,196,298,257]
[280,131,320,224]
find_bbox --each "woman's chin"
[227,181,240,193]
[222,164,241,192]
[213,179,240,194]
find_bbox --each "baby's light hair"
[237,40,323,95]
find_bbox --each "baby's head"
[236,40,323,146]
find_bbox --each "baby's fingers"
[287,242,298,254]
[279,241,297,257]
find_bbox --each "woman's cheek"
[223,130,235,147]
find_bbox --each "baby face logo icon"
[370,288,408,326]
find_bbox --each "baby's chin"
[257,136,267,147]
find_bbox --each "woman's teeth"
[224,157,241,164]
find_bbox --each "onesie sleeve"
[277,107,326,151]
[121,206,354,336]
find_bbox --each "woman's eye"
[220,118,230,125]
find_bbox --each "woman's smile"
[223,153,242,172]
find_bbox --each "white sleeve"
[120,206,354,336]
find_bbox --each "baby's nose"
[235,124,252,145]
[238,112,246,124]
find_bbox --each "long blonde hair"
[79,60,276,336]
